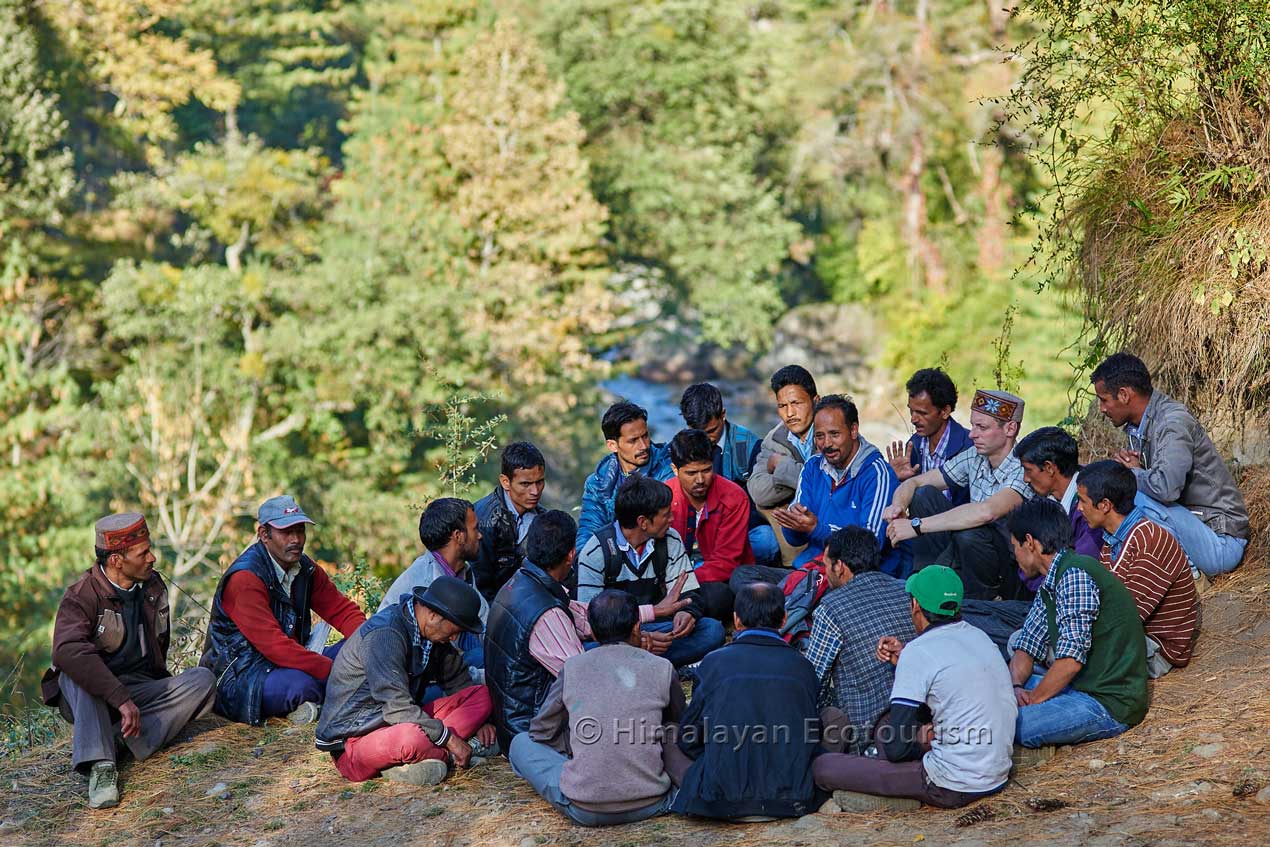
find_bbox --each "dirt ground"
[4,551,1268,847]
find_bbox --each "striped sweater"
[1100,518,1199,667]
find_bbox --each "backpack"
[780,556,830,646]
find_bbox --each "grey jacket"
[748,423,810,509]
[314,598,472,752]
[1130,390,1249,539]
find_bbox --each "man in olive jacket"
[43,513,215,809]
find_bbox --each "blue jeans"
[261,641,343,718]
[1135,493,1247,576]
[583,617,725,667]
[1015,673,1128,748]
[509,733,674,826]
[748,525,781,567]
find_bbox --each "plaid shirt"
[1014,550,1100,665]
[915,423,953,476]
[806,572,917,750]
[399,595,434,669]
[940,446,1033,504]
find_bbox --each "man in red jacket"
[667,429,754,621]
[200,496,367,726]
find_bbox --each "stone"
[1192,743,1226,759]
[1256,786,1270,805]
[205,782,229,797]
[1087,759,1106,770]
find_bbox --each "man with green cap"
[813,565,1016,811]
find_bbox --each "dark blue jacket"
[672,629,823,819]
[200,542,316,726]
[906,417,973,506]
[472,485,544,601]
[714,421,763,485]
[574,445,673,555]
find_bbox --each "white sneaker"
[88,761,120,809]
[286,701,320,725]
[383,759,449,786]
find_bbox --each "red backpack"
[779,555,830,645]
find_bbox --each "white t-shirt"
[891,620,1015,794]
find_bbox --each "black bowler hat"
[413,577,483,634]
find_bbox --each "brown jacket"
[42,565,171,709]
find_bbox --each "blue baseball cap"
[258,495,315,529]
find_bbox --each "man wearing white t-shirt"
[813,566,1015,810]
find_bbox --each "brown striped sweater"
[1100,519,1199,667]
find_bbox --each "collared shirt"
[734,627,785,642]
[613,520,657,571]
[99,565,141,596]
[528,601,592,677]
[398,594,431,659]
[790,425,816,462]
[940,446,1033,505]
[915,422,954,476]
[1125,412,1150,454]
[503,490,536,545]
[265,548,298,597]
[1102,505,1146,563]
[430,549,457,579]
[1059,472,1079,514]
[1014,550,1100,665]
[819,459,849,488]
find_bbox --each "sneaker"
[831,790,921,812]
[468,736,500,763]
[383,759,449,786]
[286,701,320,725]
[1011,744,1057,771]
[88,761,120,809]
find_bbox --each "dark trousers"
[812,751,1001,808]
[695,581,735,622]
[728,564,793,594]
[960,600,1033,660]
[909,486,1022,600]
[261,641,343,718]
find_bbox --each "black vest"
[592,524,670,607]
[484,562,571,751]
[200,541,315,725]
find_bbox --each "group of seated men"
[44,351,1249,818]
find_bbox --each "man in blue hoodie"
[575,402,673,556]
[771,395,909,576]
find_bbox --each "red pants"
[334,685,492,782]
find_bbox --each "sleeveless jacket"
[484,562,571,750]
[200,541,316,725]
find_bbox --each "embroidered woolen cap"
[95,513,150,552]
[258,495,316,529]
[972,389,1025,424]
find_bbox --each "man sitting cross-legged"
[814,566,1015,811]
[667,428,755,621]
[1077,461,1199,678]
[508,590,683,827]
[486,510,593,752]
[576,475,725,668]
[44,513,216,809]
[806,526,918,755]
[200,496,366,726]
[667,583,824,820]
[315,577,495,785]
[1007,499,1149,749]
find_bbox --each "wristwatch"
[910,518,923,535]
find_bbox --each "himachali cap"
[905,565,964,618]
[258,495,316,529]
[972,389,1025,424]
[95,513,150,552]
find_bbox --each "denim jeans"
[261,641,343,718]
[1135,494,1247,576]
[748,525,781,567]
[1015,672,1128,748]
[642,617,725,667]
[509,733,674,827]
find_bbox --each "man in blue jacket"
[575,402,673,555]
[885,368,972,506]
[771,395,909,576]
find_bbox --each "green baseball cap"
[905,565,964,617]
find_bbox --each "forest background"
[3,0,1267,713]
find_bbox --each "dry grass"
[1068,85,1270,438]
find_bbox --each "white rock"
[1192,743,1226,758]
[205,782,229,797]
[1087,759,1106,770]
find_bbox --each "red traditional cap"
[972,389,1025,424]
[95,513,150,552]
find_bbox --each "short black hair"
[613,475,673,529]
[824,526,880,574]
[813,394,859,426]
[418,497,473,551]
[601,402,648,441]
[1090,352,1153,397]
[679,383,725,430]
[770,365,818,399]
[500,441,545,480]
[1014,426,1080,477]
[94,547,114,568]
[734,582,786,630]
[669,428,714,468]
[1079,459,1138,516]
[906,368,958,411]
[1006,498,1074,555]
[588,589,639,644]
[525,510,576,570]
